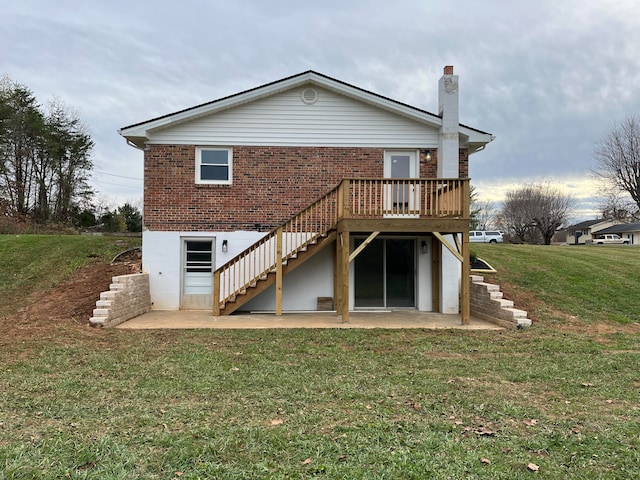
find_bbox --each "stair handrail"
[214,181,343,312]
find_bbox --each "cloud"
[2,0,640,219]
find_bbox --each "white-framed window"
[196,147,232,184]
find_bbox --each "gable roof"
[119,70,494,150]
[566,219,609,230]
[596,223,640,234]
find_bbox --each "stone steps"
[90,273,151,328]
[470,274,532,328]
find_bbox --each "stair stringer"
[219,230,337,315]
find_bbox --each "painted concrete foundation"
[143,230,457,314]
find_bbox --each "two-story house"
[119,67,494,324]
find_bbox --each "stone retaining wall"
[90,273,151,328]
[470,274,532,328]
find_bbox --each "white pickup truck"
[593,234,629,245]
[470,231,504,243]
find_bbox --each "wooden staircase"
[215,230,336,315]
[213,178,469,316]
[213,183,341,315]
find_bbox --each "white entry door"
[182,239,214,309]
[384,150,418,215]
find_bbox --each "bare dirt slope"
[0,257,140,344]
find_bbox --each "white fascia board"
[460,128,495,153]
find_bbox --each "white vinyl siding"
[147,87,437,148]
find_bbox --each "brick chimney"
[438,65,459,178]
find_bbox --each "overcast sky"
[3,0,640,221]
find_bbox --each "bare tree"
[598,187,638,221]
[500,182,575,244]
[592,116,640,213]
[44,99,94,223]
[531,184,576,245]
[475,199,497,230]
[469,185,499,230]
[499,184,538,243]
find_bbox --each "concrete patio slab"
[116,310,503,330]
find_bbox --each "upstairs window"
[196,147,232,184]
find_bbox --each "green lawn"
[473,243,640,324]
[1,237,639,479]
[0,234,140,316]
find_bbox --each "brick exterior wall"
[144,145,468,232]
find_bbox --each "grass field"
[1,236,639,479]
[473,243,640,324]
[0,234,141,316]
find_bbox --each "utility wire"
[93,169,143,181]
[92,179,142,189]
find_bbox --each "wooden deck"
[213,178,471,323]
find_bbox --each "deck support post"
[339,231,350,323]
[334,237,342,313]
[461,230,470,325]
[431,236,440,313]
[276,227,283,316]
[460,180,471,325]
[213,270,221,316]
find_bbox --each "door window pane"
[185,241,212,273]
[386,239,415,308]
[391,155,410,177]
[354,239,384,307]
[391,155,411,209]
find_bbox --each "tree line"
[472,115,640,244]
[0,75,141,233]
[471,182,575,245]
[0,75,94,224]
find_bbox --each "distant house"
[593,223,640,245]
[564,219,623,244]
[119,67,494,324]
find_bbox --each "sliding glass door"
[354,238,415,308]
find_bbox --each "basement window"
[196,147,232,184]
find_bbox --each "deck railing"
[213,178,468,313]
[347,178,468,218]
